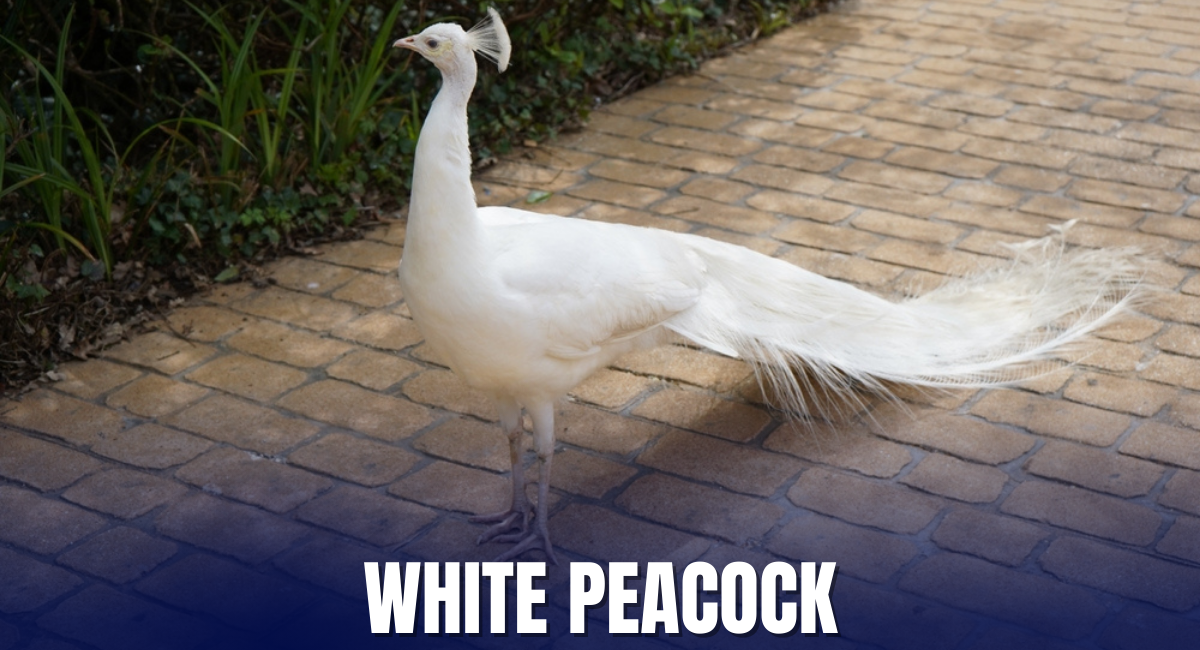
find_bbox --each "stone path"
[3,0,1200,648]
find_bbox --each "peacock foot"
[493,518,557,565]
[470,507,529,544]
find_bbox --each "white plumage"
[393,10,1143,562]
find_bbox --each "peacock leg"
[494,401,557,564]
[471,400,530,542]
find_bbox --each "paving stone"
[765,425,912,478]
[57,527,176,583]
[162,305,252,343]
[106,374,208,417]
[751,145,844,173]
[330,271,405,308]
[780,246,905,288]
[0,428,103,491]
[325,348,420,390]
[550,503,709,563]
[901,453,1009,503]
[1025,440,1164,498]
[899,553,1107,639]
[614,345,753,392]
[1041,536,1200,612]
[568,178,668,209]
[200,281,256,305]
[746,191,855,222]
[232,286,363,331]
[137,553,312,630]
[0,486,106,554]
[821,135,895,159]
[931,508,1047,566]
[1099,605,1200,650]
[164,394,320,455]
[52,359,142,399]
[840,160,955,195]
[768,514,918,583]
[663,195,783,236]
[62,468,187,519]
[289,432,418,487]
[264,256,358,294]
[101,331,217,374]
[1021,195,1143,230]
[971,389,1131,446]
[731,163,836,196]
[852,209,965,244]
[868,238,989,275]
[279,379,436,442]
[401,519,536,564]
[186,353,308,401]
[1140,353,1200,390]
[589,158,693,189]
[295,485,438,547]
[538,448,637,499]
[401,368,496,420]
[0,546,82,614]
[616,474,783,544]
[156,493,308,563]
[315,239,401,273]
[1057,340,1148,374]
[1159,469,1200,516]
[274,535,379,598]
[557,401,667,455]
[864,118,972,152]
[833,578,976,650]
[90,423,213,469]
[37,585,215,650]
[388,461,509,515]
[224,319,354,368]
[1121,421,1200,471]
[637,428,802,496]
[1157,516,1200,564]
[774,219,881,253]
[567,368,657,409]
[788,467,943,534]
[1,389,125,447]
[330,311,424,351]
[631,388,771,443]
[412,416,509,471]
[1001,480,1162,545]
[175,447,332,513]
[871,404,1036,463]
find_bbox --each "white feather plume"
[467,7,511,72]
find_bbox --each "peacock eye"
[426,38,439,48]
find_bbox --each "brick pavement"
[3,0,1200,648]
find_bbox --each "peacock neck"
[404,68,484,268]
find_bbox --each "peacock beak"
[393,36,417,51]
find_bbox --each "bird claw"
[493,523,558,565]
[470,508,528,544]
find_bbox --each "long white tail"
[665,225,1145,416]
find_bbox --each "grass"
[1,8,116,278]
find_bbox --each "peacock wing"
[481,207,706,360]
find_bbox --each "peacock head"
[394,7,511,76]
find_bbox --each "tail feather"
[666,224,1145,416]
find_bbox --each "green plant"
[286,0,406,166]
[1,8,116,276]
[155,3,303,188]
